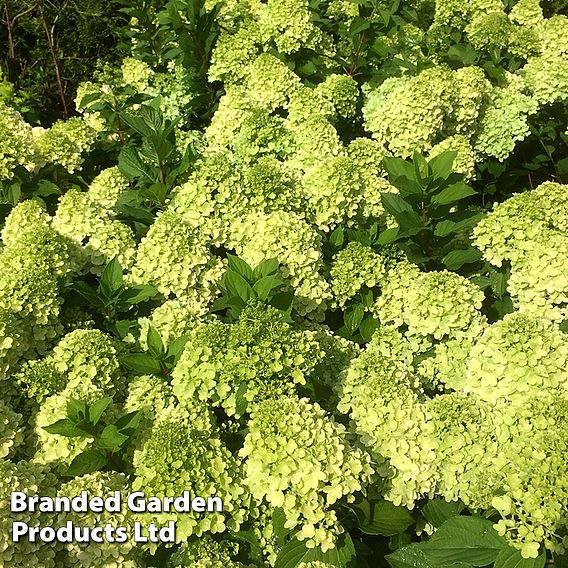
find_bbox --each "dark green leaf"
[422,516,507,566]
[422,499,464,528]
[349,498,414,536]
[165,335,190,364]
[88,398,112,426]
[43,419,87,438]
[100,258,124,298]
[383,156,417,185]
[431,182,476,206]
[146,325,165,358]
[442,248,483,270]
[387,544,472,568]
[227,255,255,282]
[359,316,379,342]
[114,410,143,433]
[376,227,401,244]
[253,275,283,302]
[119,285,157,306]
[64,449,107,477]
[118,146,157,182]
[275,533,356,568]
[223,271,253,302]
[489,269,509,298]
[96,425,129,451]
[344,304,364,334]
[493,547,546,568]
[71,282,103,306]
[120,353,162,375]
[35,180,61,197]
[434,211,485,237]
[329,226,345,249]
[66,399,88,424]
[120,112,154,137]
[381,193,415,217]
[428,151,458,181]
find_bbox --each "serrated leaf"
[222,271,253,302]
[88,397,112,426]
[71,281,103,306]
[121,112,154,137]
[118,146,156,182]
[431,182,476,206]
[43,419,87,438]
[442,248,483,270]
[254,257,280,279]
[422,499,464,528]
[383,156,417,185]
[96,425,129,452]
[64,449,107,477]
[359,316,379,342]
[422,516,507,566]
[493,547,546,568]
[387,544,472,568]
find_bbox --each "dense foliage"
[1,0,567,567]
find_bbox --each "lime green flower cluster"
[373,263,485,345]
[338,344,436,508]
[32,329,121,466]
[0,399,22,459]
[132,404,250,546]
[34,118,96,173]
[57,472,142,568]
[0,459,58,567]
[129,209,225,309]
[170,535,252,568]
[172,302,322,416]
[53,187,136,274]
[473,181,568,320]
[0,101,34,179]
[240,395,373,551]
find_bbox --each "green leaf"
[119,284,157,306]
[428,151,458,181]
[88,398,112,426]
[120,112,154,137]
[35,180,61,197]
[71,282,103,307]
[442,248,483,270]
[222,271,254,303]
[383,156,417,185]
[348,498,414,536]
[493,547,546,568]
[381,193,415,217]
[64,449,108,477]
[387,544,472,568]
[146,325,165,358]
[431,182,476,206]
[114,319,134,339]
[376,227,401,245]
[489,269,509,298]
[165,335,190,365]
[227,255,255,282]
[422,499,464,528]
[344,304,364,335]
[359,316,379,342]
[434,211,485,237]
[118,146,156,182]
[96,425,129,452]
[253,275,283,302]
[234,381,249,416]
[66,399,88,424]
[43,419,87,438]
[254,257,280,279]
[114,410,143,434]
[421,516,507,566]
[275,533,356,568]
[100,258,124,298]
[329,226,345,249]
[120,353,162,375]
